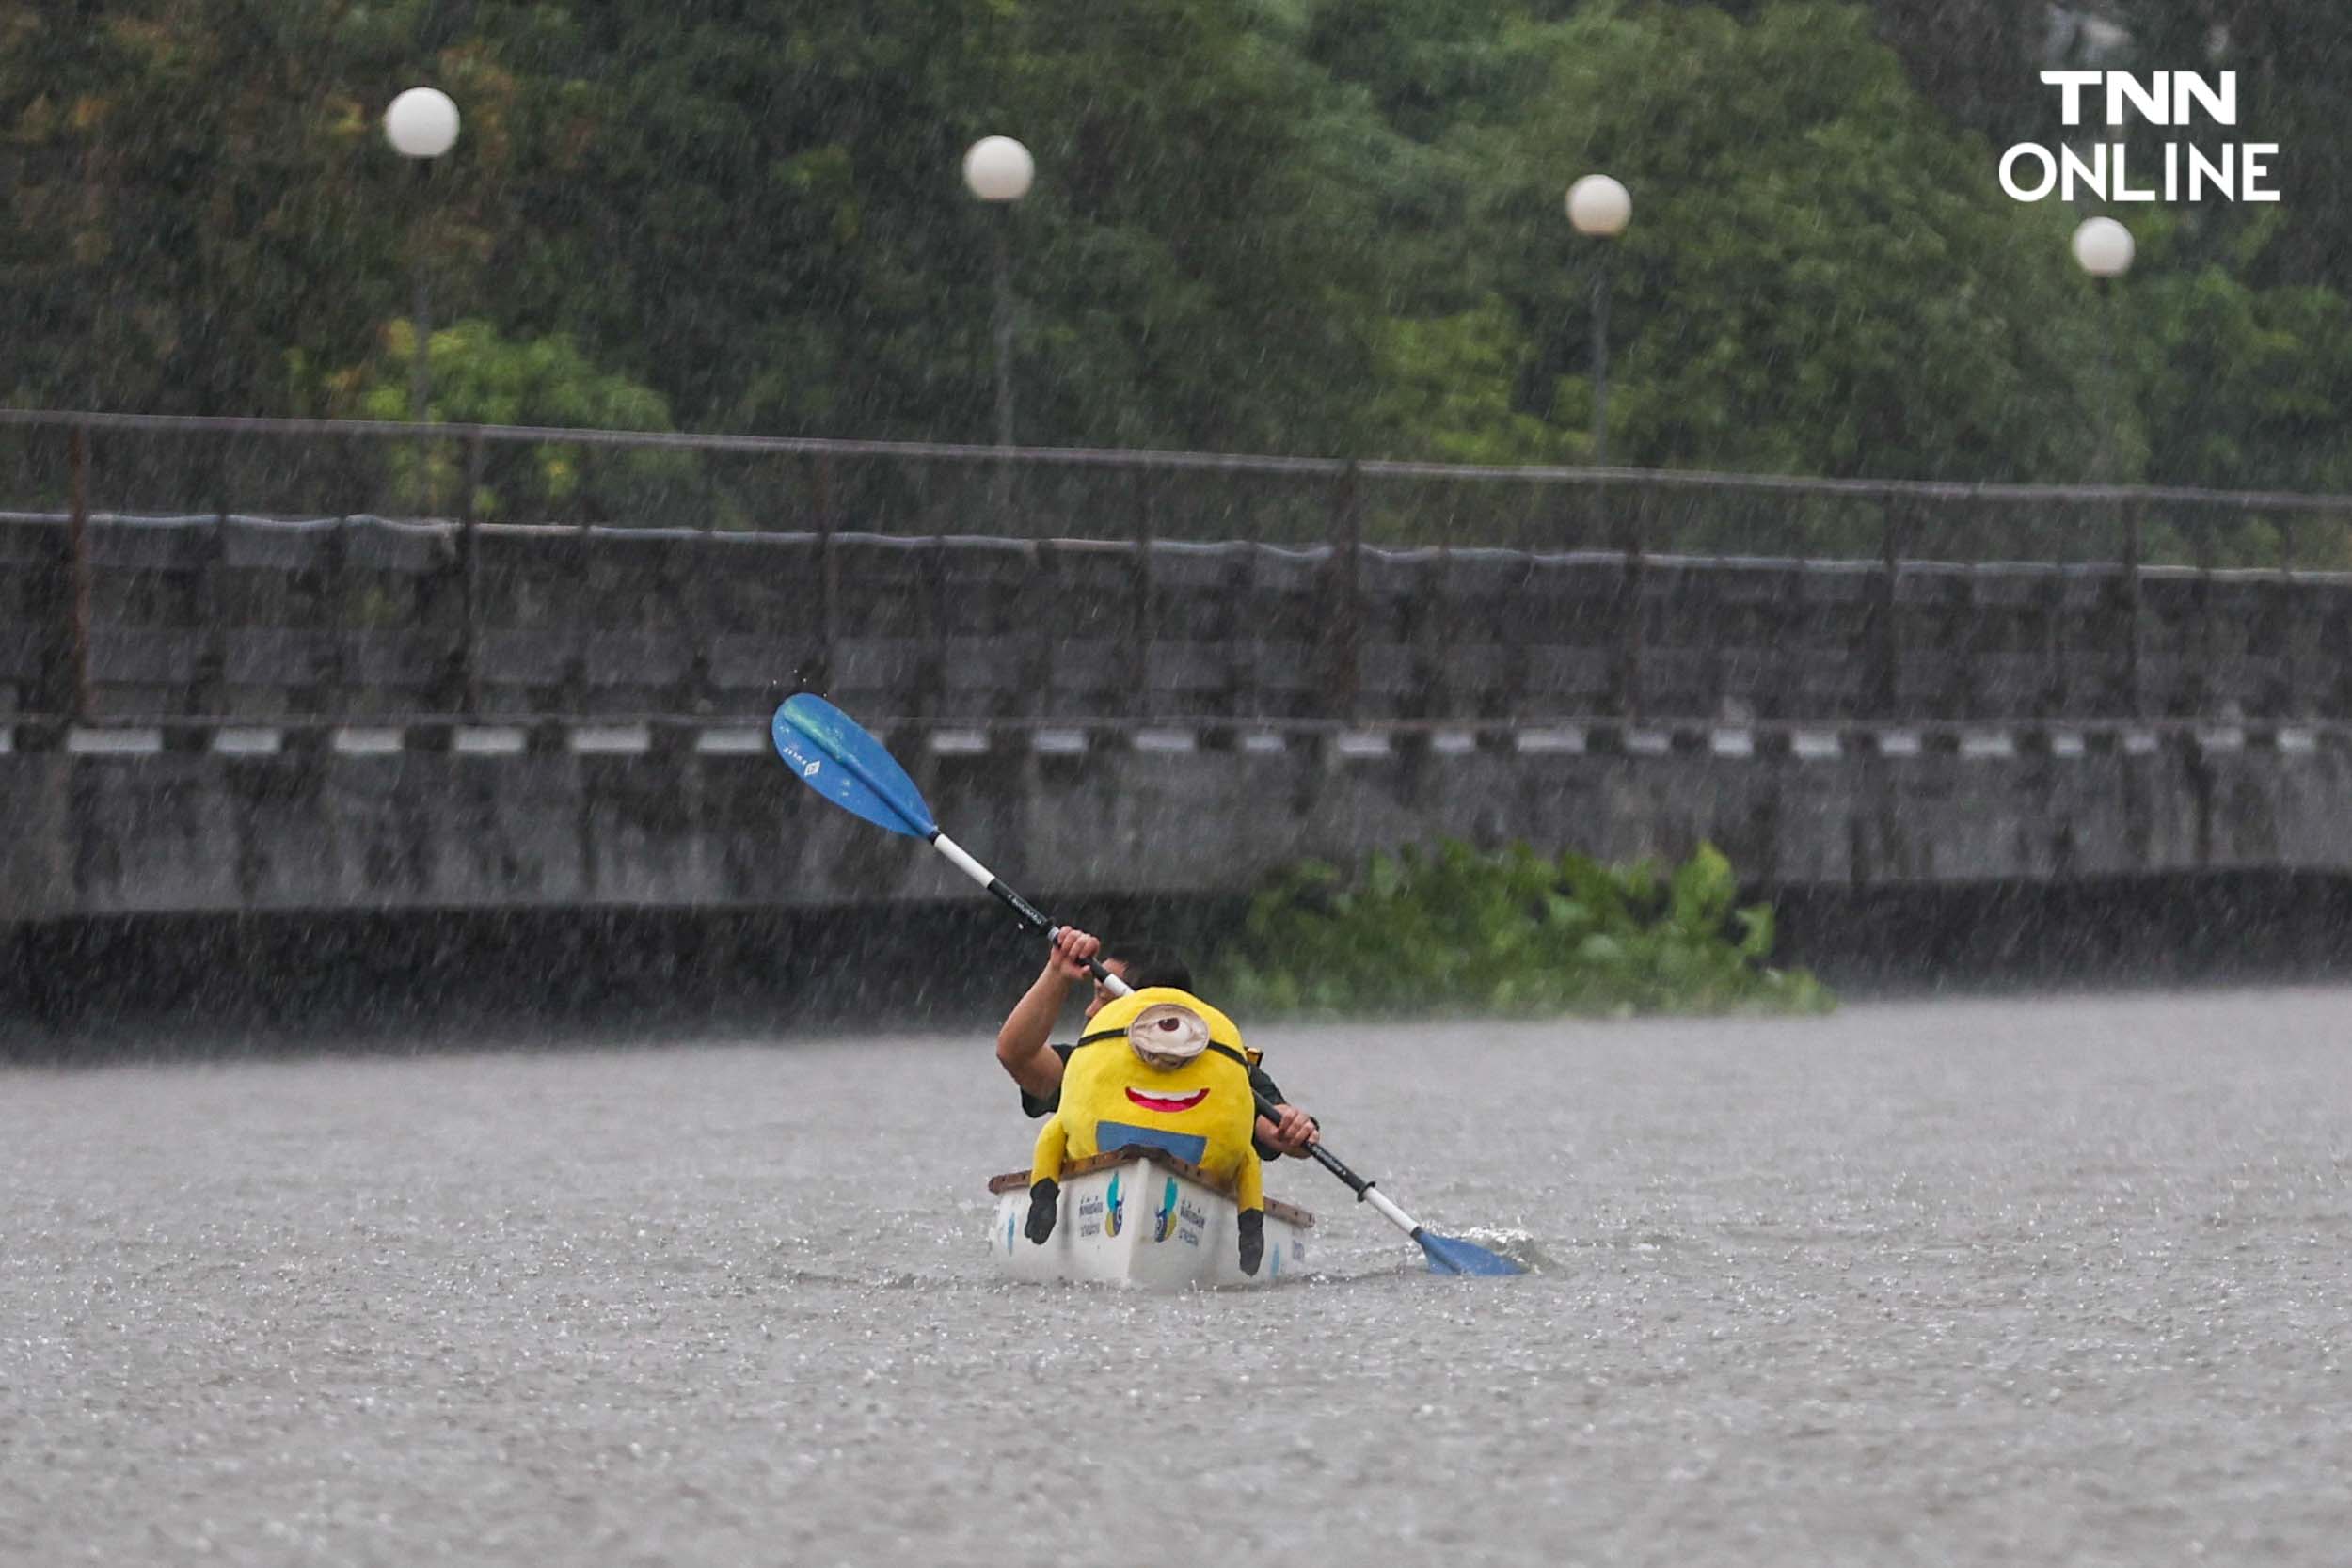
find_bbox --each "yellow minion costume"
[1024,987,1268,1275]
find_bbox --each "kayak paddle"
[771,692,1526,1277]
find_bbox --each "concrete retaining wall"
[7,720,2350,924]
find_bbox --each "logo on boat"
[803,760,821,778]
[1152,1177,1179,1243]
[1104,1172,1125,1237]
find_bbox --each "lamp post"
[2071,216,2133,483]
[384,87,461,422]
[2073,215,2137,716]
[962,136,1034,452]
[1568,174,1636,716]
[1565,174,1631,466]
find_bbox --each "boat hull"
[987,1148,1313,1291]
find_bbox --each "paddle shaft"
[925,832,1438,1244]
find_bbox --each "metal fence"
[5,408,2351,731]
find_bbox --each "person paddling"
[995,927,1319,1159]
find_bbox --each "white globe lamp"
[963,136,1035,203]
[384,87,461,160]
[2072,216,2134,278]
[1565,174,1632,238]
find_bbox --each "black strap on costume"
[1073,1027,1253,1071]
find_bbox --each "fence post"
[1610,479,1642,721]
[195,499,229,724]
[2277,513,2302,718]
[811,451,836,695]
[679,478,716,720]
[1318,461,1361,724]
[67,424,92,724]
[1873,498,1902,717]
[1132,464,1155,721]
[2190,510,2216,717]
[923,517,949,721]
[458,428,485,717]
[2119,497,2144,719]
[2329,515,2349,721]
[322,514,351,721]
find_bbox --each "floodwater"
[5,990,2349,1567]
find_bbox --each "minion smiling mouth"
[1124,1087,1209,1115]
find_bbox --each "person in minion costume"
[1023,987,1268,1275]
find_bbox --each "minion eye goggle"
[1126,1003,1208,1068]
[1072,992,1262,1069]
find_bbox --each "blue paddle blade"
[1419,1231,1527,1276]
[771,694,939,839]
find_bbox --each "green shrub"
[1210,839,1833,1019]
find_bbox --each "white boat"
[987,1147,1315,1291]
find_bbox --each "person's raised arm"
[994,927,1100,1098]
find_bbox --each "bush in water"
[1213,840,1833,1018]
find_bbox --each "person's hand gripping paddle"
[771,692,1526,1276]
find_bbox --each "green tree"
[1367,301,1583,466]
[2125,0,2352,292]
[8,0,2351,531]
[1423,3,2109,483]
[1864,0,2064,146]
[442,0,1399,453]
[0,2,516,418]
[332,317,694,520]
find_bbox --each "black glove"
[1236,1208,1263,1275]
[1024,1178,1060,1244]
